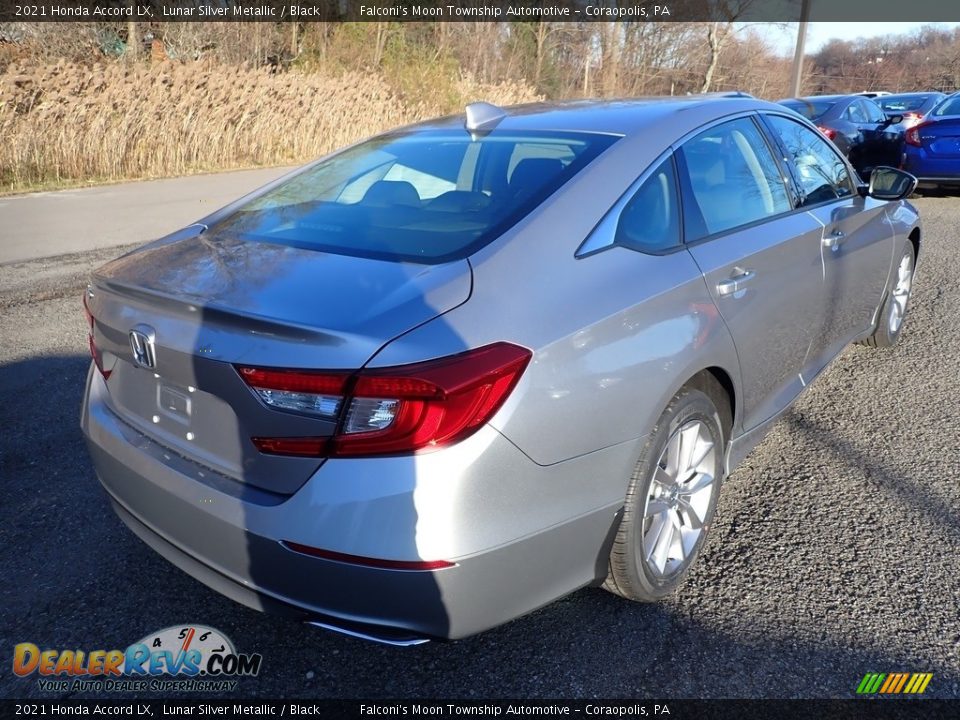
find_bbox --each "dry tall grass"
[0,61,540,193]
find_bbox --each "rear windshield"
[879,95,936,112]
[780,99,835,121]
[210,129,619,264]
[931,96,960,117]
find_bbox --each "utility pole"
[789,0,812,97]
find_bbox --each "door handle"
[823,229,845,249]
[716,270,755,296]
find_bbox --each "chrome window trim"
[575,107,868,258]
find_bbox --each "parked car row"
[778,94,905,176]
[778,90,960,192]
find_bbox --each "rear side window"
[615,157,680,253]
[931,96,960,117]
[765,115,855,206]
[781,99,835,122]
[845,102,868,123]
[862,100,887,123]
[211,130,618,264]
[678,117,791,241]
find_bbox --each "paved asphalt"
[0,167,293,264]
[0,190,958,700]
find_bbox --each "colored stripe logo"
[857,672,933,694]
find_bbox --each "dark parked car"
[902,91,960,192]
[877,92,946,129]
[779,95,904,177]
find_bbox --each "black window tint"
[679,117,791,241]
[766,115,855,206]
[615,157,680,253]
[879,95,931,112]
[209,130,618,264]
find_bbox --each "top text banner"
[1,0,958,22]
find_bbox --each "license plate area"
[157,382,191,425]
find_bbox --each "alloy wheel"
[641,420,718,579]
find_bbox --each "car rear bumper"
[82,366,632,640]
[901,152,960,186]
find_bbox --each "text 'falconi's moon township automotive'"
[81,95,921,644]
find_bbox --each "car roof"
[405,96,789,138]
[882,91,943,97]
[782,95,854,103]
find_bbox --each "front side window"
[678,117,791,241]
[765,114,855,206]
[614,157,681,253]
[210,130,618,264]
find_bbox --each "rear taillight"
[817,125,837,141]
[237,367,348,420]
[905,123,928,147]
[901,111,924,128]
[83,291,111,380]
[240,342,532,458]
[83,292,94,330]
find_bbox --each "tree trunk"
[126,16,138,60]
[601,22,620,96]
[701,22,724,93]
[373,22,387,68]
[534,22,547,88]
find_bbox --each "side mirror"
[860,167,917,200]
[884,114,904,125]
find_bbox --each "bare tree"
[125,11,138,61]
[701,22,731,92]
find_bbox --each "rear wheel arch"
[604,376,727,601]
[908,226,920,262]
[685,367,735,441]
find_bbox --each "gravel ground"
[1,198,958,700]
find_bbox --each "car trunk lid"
[917,118,960,158]
[88,232,472,495]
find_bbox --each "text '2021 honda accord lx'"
[82,97,921,644]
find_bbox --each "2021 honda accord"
[82,96,921,643]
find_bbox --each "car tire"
[859,240,916,349]
[603,379,727,603]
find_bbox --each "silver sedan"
[82,96,920,643]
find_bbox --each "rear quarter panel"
[370,117,743,471]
